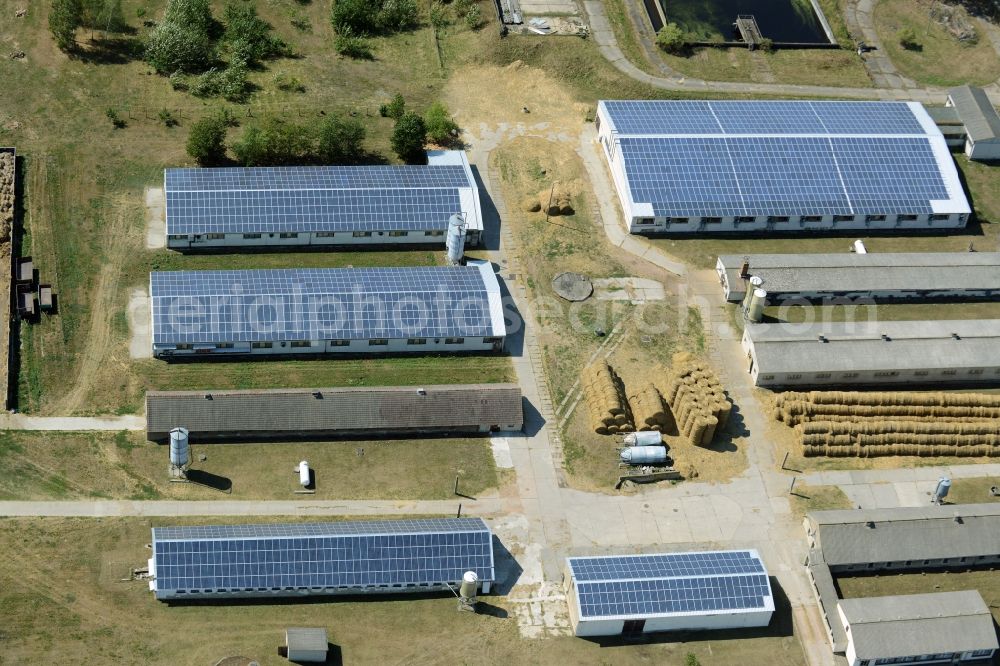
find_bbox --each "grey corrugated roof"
[839,591,997,659]
[718,252,1000,301]
[146,384,523,438]
[746,319,1000,375]
[950,86,1000,143]
[808,558,848,652]
[809,504,1000,567]
[286,627,328,651]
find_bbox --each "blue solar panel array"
[165,164,473,235]
[152,518,495,599]
[568,550,773,620]
[601,100,927,136]
[150,266,501,346]
[618,136,948,217]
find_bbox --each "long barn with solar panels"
[149,259,506,358]
[164,150,483,250]
[148,518,495,600]
[563,550,774,637]
[596,100,971,235]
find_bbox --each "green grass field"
[0,430,503,501]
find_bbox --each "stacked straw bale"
[661,352,731,447]
[581,361,634,435]
[627,383,671,432]
[776,390,1000,458]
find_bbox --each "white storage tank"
[623,431,663,447]
[620,447,668,464]
[446,214,466,264]
[742,275,763,309]
[853,239,868,254]
[169,427,189,468]
[297,461,310,487]
[747,288,767,323]
[460,571,479,599]
[932,477,951,504]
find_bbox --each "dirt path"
[51,195,134,415]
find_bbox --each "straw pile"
[776,391,1000,458]
[581,360,634,435]
[661,352,731,447]
[627,383,671,432]
[0,151,12,243]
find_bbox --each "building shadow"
[470,165,502,252]
[519,398,547,437]
[491,535,524,596]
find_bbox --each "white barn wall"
[573,610,773,637]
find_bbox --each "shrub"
[317,115,367,163]
[168,71,189,90]
[273,72,306,93]
[145,20,214,73]
[898,27,920,50]
[163,0,213,35]
[759,37,774,52]
[190,68,223,97]
[105,107,125,128]
[291,15,311,32]
[223,1,288,64]
[190,64,249,102]
[429,2,448,29]
[186,115,227,165]
[158,109,179,127]
[391,112,426,163]
[464,4,482,30]
[656,22,687,54]
[385,93,406,119]
[684,655,702,666]
[232,117,314,166]
[424,102,459,144]
[334,30,373,59]
[331,0,418,36]
[82,0,126,32]
[50,0,82,52]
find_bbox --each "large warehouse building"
[717,252,1000,303]
[563,550,774,637]
[596,100,971,234]
[145,383,524,441]
[149,517,495,600]
[164,150,483,250]
[149,260,506,359]
[742,319,1000,388]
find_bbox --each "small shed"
[947,86,1000,161]
[16,284,34,318]
[285,628,327,663]
[14,257,32,283]
[38,284,53,312]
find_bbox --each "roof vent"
[312,391,323,399]
[954,514,964,524]
[952,333,961,340]
[865,520,876,529]
[818,335,828,343]
[417,388,427,396]
[881,334,891,341]
[204,393,213,400]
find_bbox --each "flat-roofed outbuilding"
[717,252,1000,302]
[947,86,1000,161]
[145,383,524,441]
[742,319,1000,388]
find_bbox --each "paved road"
[0,498,500,517]
[0,414,144,430]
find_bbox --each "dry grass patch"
[874,0,1000,86]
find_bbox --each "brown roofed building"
[146,384,523,441]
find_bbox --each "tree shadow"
[74,36,144,65]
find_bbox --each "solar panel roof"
[567,550,773,620]
[164,160,477,235]
[149,262,504,346]
[599,100,969,220]
[151,518,494,599]
[600,100,927,136]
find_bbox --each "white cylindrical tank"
[459,571,479,599]
[297,461,310,487]
[747,288,767,323]
[446,214,466,264]
[854,239,868,254]
[933,477,951,503]
[620,447,668,464]
[623,431,663,447]
[169,427,189,468]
